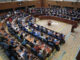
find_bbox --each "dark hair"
[41,33,43,36]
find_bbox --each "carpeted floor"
[0,47,9,60]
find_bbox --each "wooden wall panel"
[0,0,80,10]
[0,0,41,10]
[44,0,80,8]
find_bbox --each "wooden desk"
[48,21,51,26]
[76,50,80,60]
[25,34,52,54]
[25,35,34,43]
[0,30,10,42]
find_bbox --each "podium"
[48,21,51,26]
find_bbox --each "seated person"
[46,36,51,41]
[60,34,65,39]
[11,41,18,48]
[46,46,51,55]
[36,40,41,46]
[25,26,29,30]
[28,53,33,60]
[47,30,52,35]
[10,38,15,45]
[39,49,44,55]
[59,34,65,44]
[28,22,32,26]
[20,32,25,39]
[56,33,65,41]
[28,27,32,32]
[33,38,37,45]
[7,21,11,27]
[0,26,5,30]
[34,45,41,53]
[40,33,46,39]
[33,24,38,28]
[25,26,31,32]
[34,31,38,36]
[16,46,27,59]
[34,31,41,37]
[9,17,12,22]
[36,25,39,30]
[53,39,60,45]
[37,31,41,36]
[52,32,57,38]
[41,26,47,33]
[47,38,53,43]
[3,31,8,36]
[30,28,34,34]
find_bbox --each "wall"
[0,0,80,10]
[44,0,80,8]
[0,0,41,10]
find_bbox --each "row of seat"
[28,8,80,21]
[17,19,60,51]
[5,10,65,60]
[28,20,65,44]
[0,11,40,60]
[7,15,52,60]
[0,27,38,60]
[17,13,65,50]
